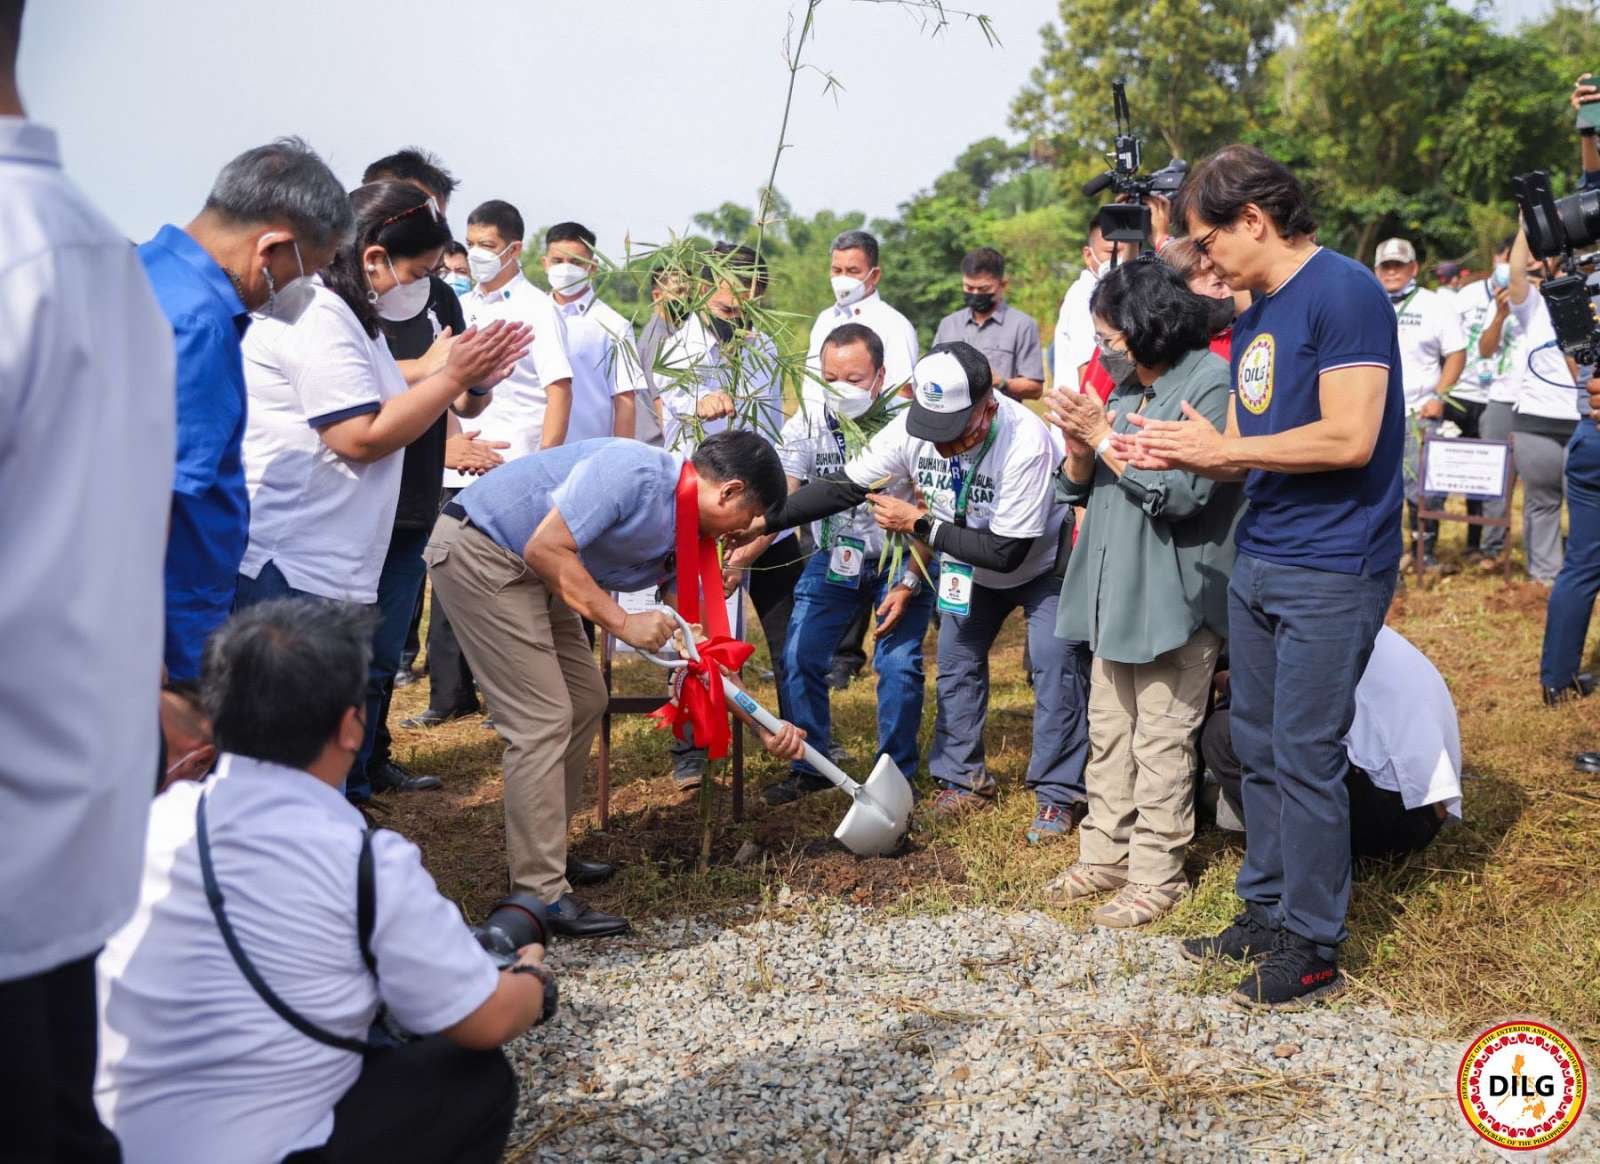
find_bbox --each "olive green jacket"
[1055,347,1244,664]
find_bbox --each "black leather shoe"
[393,668,419,688]
[399,705,478,729]
[547,894,630,939]
[370,760,443,793]
[1576,752,1600,774]
[565,856,616,886]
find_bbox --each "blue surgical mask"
[1493,262,1511,289]
[445,272,472,296]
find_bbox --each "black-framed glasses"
[380,195,443,228]
[1193,223,1225,256]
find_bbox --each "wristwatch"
[912,514,933,541]
[509,961,559,1024]
[899,572,922,595]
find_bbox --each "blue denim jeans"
[779,552,934,781]
[349,525,432,799]
[1541,421,1600,687]
[1227,552,1396,957]
[930,570,1091,807]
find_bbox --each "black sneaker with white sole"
[1180,907,1277,964]
[1228,929,1345,1012]
[762,771,832,806]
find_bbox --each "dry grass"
[381,516,1600,1046]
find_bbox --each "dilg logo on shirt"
[1237,333,1275,415]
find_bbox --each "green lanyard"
[948,421,999,528]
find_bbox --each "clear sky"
[16,0,1059,252]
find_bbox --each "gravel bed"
[506,906,1589,1162]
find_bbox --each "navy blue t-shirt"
[1230,247,1405,574]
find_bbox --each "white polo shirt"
[0,118,175,982]
[804,290,919,397]
[658,315,786,452]
[1456,278,1523,406]
[444,272,574,486]
[240,282,408,603]
[555,288,645,444]
[1343,628,1463,818]
[1392,285,1466,413]
[96,754,500,1164]
[1052,266,1099,388]
[844,394,1066,590]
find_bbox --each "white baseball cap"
[1374,237,1417,266]
[907,348,988,442]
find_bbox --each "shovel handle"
[635,605,865,798]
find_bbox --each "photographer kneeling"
[96,601,552,1164]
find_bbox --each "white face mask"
[468,242,514,286]
[375,256,432,321]
[831,274,870,307]
[253,239,315,324]
[547,261,591,295]
[825,377,879,419]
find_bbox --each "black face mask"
[964,290,996,314]
[1205,294,1237,335]
[709,314,742,343]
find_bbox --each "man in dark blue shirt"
[1118,145,1403,1012]
[143,139,349,680]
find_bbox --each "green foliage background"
[560,1,1600,356]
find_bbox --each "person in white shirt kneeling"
[96,600,554,1164]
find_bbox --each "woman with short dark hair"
[1042,258,1243,927]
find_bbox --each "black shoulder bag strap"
[196,791,378,1055]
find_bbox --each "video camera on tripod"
[1512,170,1600,366]
[1080,79,1188,255]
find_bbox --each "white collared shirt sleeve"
[278,297,385,428]
[368,830,501,1035]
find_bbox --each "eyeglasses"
[380,195,443,229]
[1193,223,1226,257]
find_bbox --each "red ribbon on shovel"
[650,461,753,759]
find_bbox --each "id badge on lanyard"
[826,535,866,588]
[937,559,975,616]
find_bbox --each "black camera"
[1081,80,1188,249]
[471,893,552,968]
[1512,170,1600,366]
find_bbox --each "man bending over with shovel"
[425,430,807,940]
[736,342,1091,834]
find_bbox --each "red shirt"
[1079,327,1233,399]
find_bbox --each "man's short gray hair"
[204,136,353,251]
[202,599,376,772]
[830,229,880,269]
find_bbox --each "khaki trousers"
[1077,628,1221,884]
[423,514,607,902]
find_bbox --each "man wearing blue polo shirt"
[425,431,806,940]
[1119,145,1404,1011]
[142,139,349,680]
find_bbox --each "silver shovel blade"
[832,754,913,856]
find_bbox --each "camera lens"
[1556,189,1600,251]
[472,893,551,967]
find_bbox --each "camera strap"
[196,790,380,1055]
